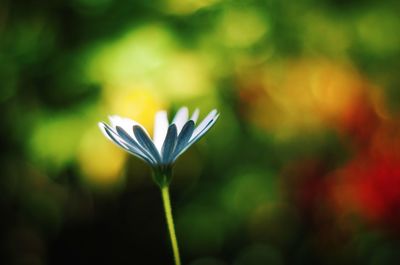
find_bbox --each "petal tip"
[98,121,109,133]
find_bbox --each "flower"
[98,107,219,186]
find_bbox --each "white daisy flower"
[98,107,219,186]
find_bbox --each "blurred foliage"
[1,0,400,264]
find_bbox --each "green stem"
[161,186,181,265]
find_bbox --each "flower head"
[98,107,219,186]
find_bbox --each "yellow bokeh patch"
[77,125,126,187]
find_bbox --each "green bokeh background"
[1,0,400,264]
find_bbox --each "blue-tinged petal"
[161,124,178,164]
[190,114,219,144]
[99,122,127,149]
[174,114,219,160]
[191,109,218,141]
[172,107,189,133]
[115,126,158,165]
[171,120,195,161]
[98,122,117,143]
[99,122,155,165]
[109,115,138,139]
[133,125,162,163]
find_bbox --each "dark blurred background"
[1,0,400,264]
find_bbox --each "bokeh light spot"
[77,125,126,187]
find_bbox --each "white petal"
[172,107,189,133]
[190,108,200,123]
[99,122,156,165]
[98,122,133,150]
[109,116,154,151]
[190,113,219,143]
[190,109,218,141]
[108,115,139,139]
[153,110,169,153]
[173,114,219,161]
[98,122,114,142]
